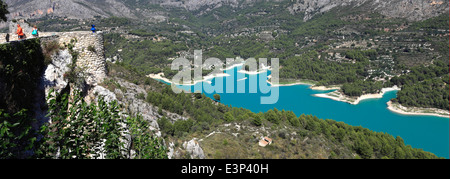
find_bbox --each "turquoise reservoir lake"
[162,65,449,158]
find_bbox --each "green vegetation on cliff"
[0,39,45,158]
[0,39,167,159]
[104,33,188,75]
[0,0,7,22]
[0,39,45,112]
[35,90,168,159]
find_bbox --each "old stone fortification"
[1,19,38,42]
[1,31,107,86]
[54,31,107,85]
[1,28,108,130]
[1,19,106,86]
[1,27,202,159]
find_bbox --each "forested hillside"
[103,3,449,110]
[391,61,449,110]
[57,0,447,111]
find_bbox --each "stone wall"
[55,31,107,85]
[10,19,34,38]
[34,31,107,128]
[0,19,34,43]
[1,21,107,86]
[1,30,107,86]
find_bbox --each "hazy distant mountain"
[3,0,448,21]
[4,0,137,19]
[289,0,449,21]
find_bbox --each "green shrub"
[42,40,61,65]
[251,116,262,126]
[87,45,96,53]
[136,93,145,100]
[213,94,221,101]
[158,117,174,137]
[0,109,36,159]
[36,89,168,159]
[0,38,45,113]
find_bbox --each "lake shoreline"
[312,86,401,105]
[310,85,341,90]
[237,63,270,75]
[148,62,246,86]
[266,75,317,87]
[149,65,448,119]
[313,86,449,118]
[387,101,449,118]
[267,79,315,87]
[147,72,231,86]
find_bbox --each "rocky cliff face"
[59,32,107,85]
[288,0,449,21]
[36,31,107,86]
[3,0,137,19]
[30,30,196,158]
[30,31,107,128]
[159,0,281,11]
[3,0,447,21]
[182,138,205,159]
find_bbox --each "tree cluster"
[390,61,449,110]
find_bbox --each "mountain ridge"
[289,0,449,21]
[3,0,448,22]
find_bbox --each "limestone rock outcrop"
[183,138,206,159]
[3,0,447,23]
[288,0,449,21]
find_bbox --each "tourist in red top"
[16,24,25,40]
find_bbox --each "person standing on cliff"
[16,24,24,40]
[31,25,39,38]
[91,24,96,34]
[5,33,9,42]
